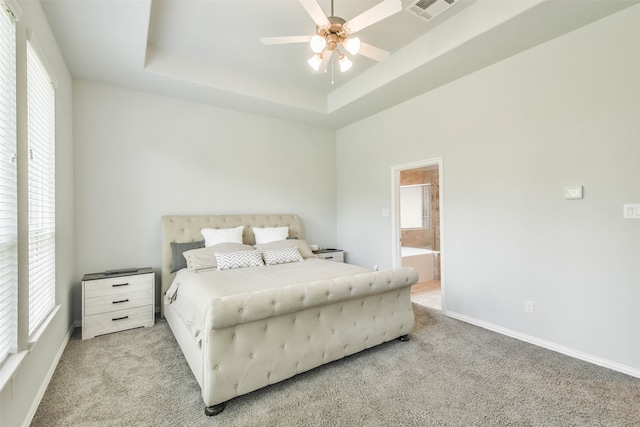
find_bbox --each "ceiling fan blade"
[344,0,402,34]
[299,0,330,28]
[358,42,390,62]
[260,35,313,45]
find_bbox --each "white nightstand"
[81,268,155,340]
[314,249,344,263]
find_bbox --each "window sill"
[0,350,28,392]
[0,305,60,392]
[28,305,61,351]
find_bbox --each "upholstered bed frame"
[161,214,304,317]
[161,214,418,415]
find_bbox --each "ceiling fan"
[260,0,402,73]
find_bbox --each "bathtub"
[401,247,439,282]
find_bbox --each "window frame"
[26,40,56,339]
[0,0,18,368]
[400,184,430,230]
[0,1,60,391]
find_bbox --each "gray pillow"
[170,240,205,273]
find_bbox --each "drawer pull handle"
[325,256,334,259]
[112,299,129,304]
[112,316,129,321]
[112,283,129,287]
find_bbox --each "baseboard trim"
[21,322,76,427]
[444,310,640,379]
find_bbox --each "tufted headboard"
[160,214,303,316]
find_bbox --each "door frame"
[391,157,445,310]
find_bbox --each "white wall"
[73,81,337,313]
[4,4,636,426]
[0,1,75,426]
[336,6,640,373]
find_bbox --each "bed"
[161,214,418,415]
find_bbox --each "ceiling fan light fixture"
[307,54,323,71]
[310,35,327,53]
[338,54,352,72]
[261,0,398,76]
[343,37,360,55]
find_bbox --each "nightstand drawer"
[84,288,153,316]
[315,250,344,262]
[84,273,153,298]
[83,305,154,339]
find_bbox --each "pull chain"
[331,57,335,85]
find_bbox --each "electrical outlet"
[524,300,534,314]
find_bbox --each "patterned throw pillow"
[253,239,315,259]
[261,247,303,265]
[215,250,264,270]
[183,243,254,271]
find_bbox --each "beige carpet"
[31,305,640,426]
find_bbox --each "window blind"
[27,43,55,336]
[0,3,17,364]
[400,185,426,229]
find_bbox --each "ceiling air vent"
[406,0,457,22]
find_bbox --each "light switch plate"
[564,186,583,199]
[623,204,640,219]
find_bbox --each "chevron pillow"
[261,247,303,265]
[215,250,264,270]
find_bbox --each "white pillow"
[253,226,289,244]
[261,247,303,265]
[215,250,264,270]
[201,226,244,247]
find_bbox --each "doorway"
[391,158,443,311]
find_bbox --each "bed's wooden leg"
[204,402,226,416]
[398,334,410,342]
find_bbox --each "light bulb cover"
[344,37,361,55]
[307,54,323,71]
[338,54,352,72]
[310,35,326,54]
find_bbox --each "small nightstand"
[81,268,155,340]
[314,249,344,263]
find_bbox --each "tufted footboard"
[199,267,418,409]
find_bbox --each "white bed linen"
[165,258,371,346]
